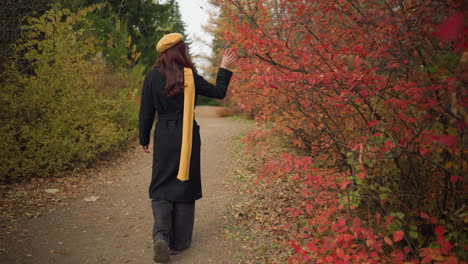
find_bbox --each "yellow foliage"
[0,5,143,182]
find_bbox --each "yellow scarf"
[176,68,195,181]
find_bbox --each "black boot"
[153,240,170,263]
[152,199,172,263]
[169,201,195,253]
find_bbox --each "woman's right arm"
[195,68,233,99]
[220,48,237,70]
[195,48,238,99]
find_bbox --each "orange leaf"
[420,212,430,219]
[393,230,404,242]
[336,247,345,258]
[366,239,375,247]
[384,236,393,245]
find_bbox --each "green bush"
[196,95,222,106]
[0,5,143,182]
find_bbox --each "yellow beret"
[156,33,183,53]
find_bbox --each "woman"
[139,33,237,263]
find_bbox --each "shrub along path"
[0,106,249,264]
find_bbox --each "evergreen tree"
[59,0,188,70]
[0,0,55,72]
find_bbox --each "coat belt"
[158,113,184,120]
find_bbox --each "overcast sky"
[176,0,215,71]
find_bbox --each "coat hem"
[149,194,203,202]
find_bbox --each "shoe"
[169,249,182,255]
[153,240,170,263]
[169,245,191,255]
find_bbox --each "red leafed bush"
[214,0,467,262]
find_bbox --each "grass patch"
[223,128,295,263]
[225,115,255,124]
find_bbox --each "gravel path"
[0,106,249,264]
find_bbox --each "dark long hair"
[153,41,197,96]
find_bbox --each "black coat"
[139,67,233,201]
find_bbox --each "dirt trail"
[0,106,249,264]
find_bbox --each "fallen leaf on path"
[45,189,59,194]
[25,212,41,218]
[50,248,71,255]
[58,248,72,255]
[83,196,100,202]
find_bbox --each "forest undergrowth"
[226,123,466,263]
[226,126,310,264]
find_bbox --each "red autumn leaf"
[339,180,350,190]
[336,247,345,258]
[307,242,317,251]
[449,175,464,182]
[438,135,457,146]
[420,212,430,219]
[434,225,445,235]
[269,83,279,89]
[357,172,366,179]
[367,120,379,127]
[435,12,464,41]
[393,230,404,242]
[337,219,346,227]
[391,249,406,260]
[317,224,328,233]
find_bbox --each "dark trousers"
[151,199,195,251]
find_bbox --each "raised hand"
[220,48,238,70]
